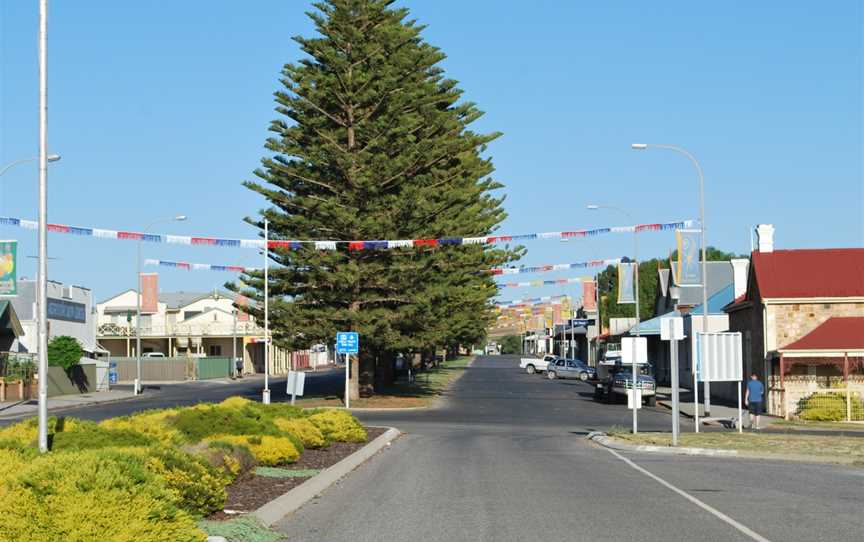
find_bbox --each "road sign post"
[661,316,685,446]
[336,332,359,409]
[286,370,306,405]
[621,336,647,433]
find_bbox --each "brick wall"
[772,302,864,349]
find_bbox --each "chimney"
[730,259,749,300]
[756,224,775,253]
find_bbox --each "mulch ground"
[211,426,387,517]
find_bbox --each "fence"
[196,357,233,380]
[109,357,192,383]
[0,353,37,402]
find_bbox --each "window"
[556,360,565,367]
[209,345,222,357]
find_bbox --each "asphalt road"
[0,369,345,425]
[276,355,863,542]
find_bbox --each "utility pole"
[262,218,270,404]
[36,0,49,454]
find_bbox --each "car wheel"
[579,371,589,381]
[547,371,557,380]
[526,365,536,374]
[645,396,657,407]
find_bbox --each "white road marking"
[605,448,772,542]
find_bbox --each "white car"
[142,352,165,358]
[520,354,557,375]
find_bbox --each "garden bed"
[215,426,386,515]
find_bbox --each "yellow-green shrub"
[100,409,182,445]
[196,440,257,481]
[209,435,300,466]
[0,449,206,542]
[306,410,367,443]
[219,396,254,410]
[274,417,326,448]
[0,417,82,450]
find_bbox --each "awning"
[778,317,864,358]
[627,311,680,336]
[0,301,24,338]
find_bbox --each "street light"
[135,214,186,395]
[631,142,710,417]
[588,203,641,434]
[0,154,60,177]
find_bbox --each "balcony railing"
[98,321,264,338]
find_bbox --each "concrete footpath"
[0,389,138,420]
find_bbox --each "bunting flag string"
[0,216,695,251]
[498,276,594,289]
[490,258,619,275]
[495,294,570,308]
[144,259,258,273]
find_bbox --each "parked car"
[519,354,557,374]
[593,359,656,406]
[142,352,165,358]
[546,358,596,381]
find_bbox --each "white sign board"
[627,389,643,409]
[621,337,647,364]
[286,370,306,396]
[660,316,685,341]
[698,332,743,382]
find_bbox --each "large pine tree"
[234,0,518,397]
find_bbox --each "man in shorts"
[745,373,764,430]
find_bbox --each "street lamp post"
[588,204,640,434]
[631,143,710,416]
[135,215,186,395]
[0,154,60,178]
[262,218,270,404]
[37,0,49,454]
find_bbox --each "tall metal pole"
[135,239,142,394]
[232,308,237,376]
[632,229,640,434]
[262,218,270,404]
[632,143,709,415]
[37,0,49,454]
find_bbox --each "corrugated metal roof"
[780,317,864,351]
[753,248,864,299]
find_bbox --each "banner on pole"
[0,241,17,296]
[236,294,250,322]
[582,280,597,311]
[676,230,702,286]
[140,273,158,314]
[617,262,636,304]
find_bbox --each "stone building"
[721,225,864,416]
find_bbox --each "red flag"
[236,294,250,322]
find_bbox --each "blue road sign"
[336,331,359,354]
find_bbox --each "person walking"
[745,373,764,430]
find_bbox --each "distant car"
[546,358,596,381]
[593,360,656,406]
[142,352,165,358]
[520,354,557,374]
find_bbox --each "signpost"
[621,336,647,433]
[336,332,359,408]
[661,316,685,445]
[286,370,306,405]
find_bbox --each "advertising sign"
[582,280,597,311]
[676,230,702,286]
[0,241,17,296]
[47,298,86,323]
[617,263,636,304]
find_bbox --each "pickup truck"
[519,355,557,375]
[593,359,656,406]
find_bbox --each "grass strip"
[199,516,284,542]
[254,467,320,478]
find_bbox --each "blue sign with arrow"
[336,332,359,354]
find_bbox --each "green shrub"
[798,392,864,422]
[171,404,276,442]
[0,449,206,542]
[141,447,228,516]
[306,410,367,443]
[47,335,83,372]
[50,420,155,451]
[198,440,258,481]
[208,435,300,466]
[100,408,183,445]
[275,417,326,448]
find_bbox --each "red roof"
[752,248,864,299]
[781,317,864,351]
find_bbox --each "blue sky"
[1,1,861,305]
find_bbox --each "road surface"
[276,355,862,542]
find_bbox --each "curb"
[254,426,401,526]
[587,431,738,458]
